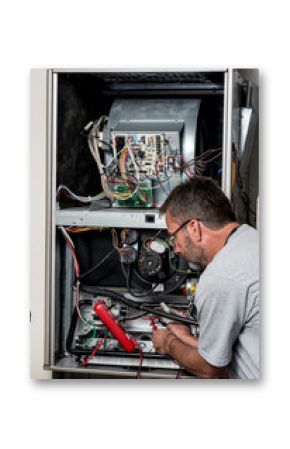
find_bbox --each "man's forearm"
[173,334,198,349]
[165,335,228,379]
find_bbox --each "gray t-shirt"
[195,224,259,379]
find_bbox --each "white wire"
[88,119,114,201]
[127,143,140,182]
[57,185,106,202]
[59,226,75,248]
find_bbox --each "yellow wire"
[66,226,108,233]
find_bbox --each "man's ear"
[188,219,202,243]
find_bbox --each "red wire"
[131,338,143,379]
[149,318,183,378]
[107,178,136,188]
[65,239,80,278]
[62,228,144,376]
[82,338,105,366]
[146,301,187,379]
[150,318,158,331]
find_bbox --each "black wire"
[141,305,197,325]
[79,248,117,280]
[232,145,256,222]
[79,285,197,325]
[178,161,192,179]
[248,205,257,218]
[132,267,157,286]
[118,312,148,323]
[236,158,256,221]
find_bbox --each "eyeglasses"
[167,217,206,247]
[167,219,192,247]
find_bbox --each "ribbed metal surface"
[58,70,224,86]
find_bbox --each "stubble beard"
[183,232,207,269]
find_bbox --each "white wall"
[1,1,289,448]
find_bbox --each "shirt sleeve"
[195,275,246,367]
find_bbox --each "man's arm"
[152,328,228,379]
[167,323,198,349]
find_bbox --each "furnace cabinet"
[30,69,259,379]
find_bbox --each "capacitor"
[120,246,137,264]
[121,229,139,245]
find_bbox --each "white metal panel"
[222,69,233,198]
[30,69,52,379]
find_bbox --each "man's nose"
[173,241,181,255]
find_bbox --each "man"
[152,176,259,379]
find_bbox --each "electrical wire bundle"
[56,185,108,203]
[87,116,113,201]
[184,147,223,176]
[106,143,180,204]
[86,116,222,205]
[103,141,223,204]
[87,118,148,204]
[57,113,223,207]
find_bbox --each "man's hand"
[152,325,227,378]
[152,328,175,355]
[167,323,191,340]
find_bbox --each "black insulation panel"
[71,229,125,287]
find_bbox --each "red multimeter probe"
[94,301,135,352]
